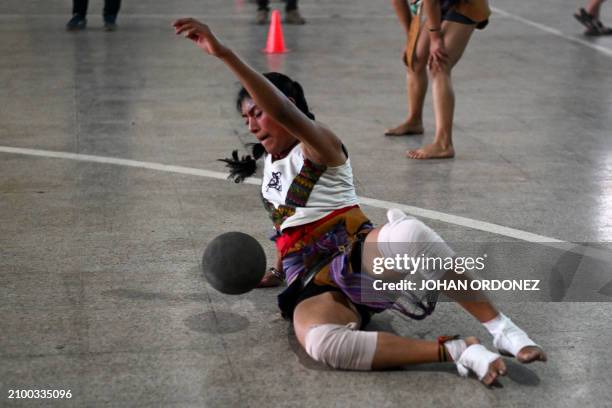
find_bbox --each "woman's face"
[241,98,297,155]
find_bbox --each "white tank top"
[261,144,359,231]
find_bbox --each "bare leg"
[364,225,546,364]
[374,333,505,387]
[407,21,474,159]
[293,290,505,383]
[440,270,546,363]
[586,0,606,18]
[362,229,498,321]
[385,70,428,136]
[576,0,611,34]
[385,21,429,136]
[293,291,440,367]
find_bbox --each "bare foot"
[384,120,424,136]
[463,336,480,349]
[482,357,507,386]
[515,345,547,364]
[406,142,454,159]
[464,337,507,386]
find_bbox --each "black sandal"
[574,8,612,36]
[574,8,596,30]
[593,19,612,35]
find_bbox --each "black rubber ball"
[202,232,267,295]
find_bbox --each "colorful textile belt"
[280,209,437,319]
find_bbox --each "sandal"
[574,8,596,31]
[574,8,612,35]
[592,19,612,35]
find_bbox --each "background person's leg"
[103,0,121,30]
[104,0,121,19]
[72,0,88,17]
[284,0,305,24]
[584,0,612,34]
[255,0,270,24]
[257,0,270,11]
[285,0,298,11]
[586,0,606,18]
[67,0,88,29]
[407,21,474,159]
[385,22,429,136]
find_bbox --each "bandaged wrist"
[483,313,508,335]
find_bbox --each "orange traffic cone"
[263,10,288,54]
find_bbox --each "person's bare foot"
[515,345,547,364]
[462,336,480,350]
[406,142,454,159]
[384,120,424,136]
[482,356,507,386]
[464,337,507,386]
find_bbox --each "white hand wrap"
[455,344,501,380]
[304,323,377,371]
[443,338,467,363]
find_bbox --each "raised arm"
[173,18,345,166]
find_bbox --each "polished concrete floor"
[2,0,612,406]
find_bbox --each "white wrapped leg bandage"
[304,322,377,370]
[455,344,502,380]
[484,313,539,356]
[377,209,455,281]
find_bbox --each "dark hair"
[236,72,315,120]
[219,72,314,183]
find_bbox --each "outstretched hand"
[173,18,228,57]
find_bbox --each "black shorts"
[277,279,376,328]
[441,2,489,29]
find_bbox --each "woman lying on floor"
[173,17,547,385]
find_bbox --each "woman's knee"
[303,323,377,370]
[376,209,454,279]
[409,54,428,75]
[378,209,438,245]
[292,291,361,344]
[429,65,452,81]
[412,43,431,75]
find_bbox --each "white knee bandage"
[304,322,377,370]
[377,209,455,281]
